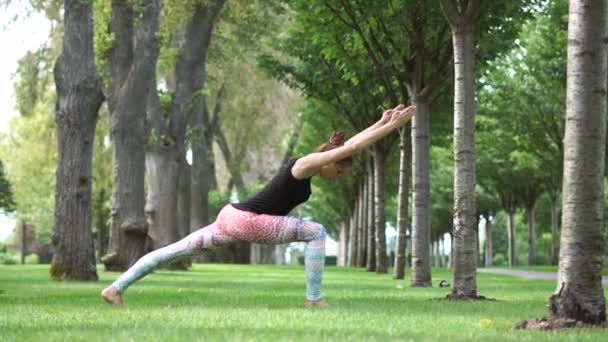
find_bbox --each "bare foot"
[305,298,330,307]
[101,286,124,306]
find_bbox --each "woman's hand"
[379,104,406,125]
[389,105,416,127]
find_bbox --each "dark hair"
[315,131,353,167]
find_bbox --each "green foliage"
[93,0,113,87]
[0,108,57,244]
[25,253,39,264]
[0,160,16,212]
[0,253,17,265]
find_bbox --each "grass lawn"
[489,265,608,276]
[1,264,607,341]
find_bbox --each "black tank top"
[231,158,311,215]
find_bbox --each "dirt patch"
[442,294,498,301]
[514,316,608,330]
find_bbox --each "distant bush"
[25,254,39,265]
[0,253,17,265]
[493,253,507,267]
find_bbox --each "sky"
[0,4,51,241]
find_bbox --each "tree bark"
[366,156,376,272]
[348,209,357,266]
[394,126,412,279]
[550,195,559,266]
[51,0,103,280]
[339,220,349,266]
[549,0,607,324]
[507,210,516,267]
[102,0,157,271]
[410,100,431,286]
[441,0,480,300]
[374,146,388,273]
[527,202,537,265]
[357,180,366,267]
[188,2,224,230]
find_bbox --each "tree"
[102,0,160,271]
[548,0,607,326]
[441,0,480,299]
[50,0,104,280]
[519,0,607,329]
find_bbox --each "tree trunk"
[51,0,103,280]
[357,180,366,267]
[550,195,559,266]
[549,0,607,324]
[374,146,388,273]
[507,210,516,267]
[348,210,357,266]
[394,126,412,279]
[339,220,349,266]
[21,221,26,264]
[527,202,537,265]
[411,100,432,286]
[485,215,493,267]
[102,0,158,271]
[366,156,376,272]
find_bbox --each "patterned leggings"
[111,204,327,300]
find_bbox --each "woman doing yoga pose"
[101,104,415,307]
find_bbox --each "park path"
[477,268,608,286]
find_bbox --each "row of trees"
[0,0,605,327]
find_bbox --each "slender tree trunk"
[485,215,493,267]
[21,221,26,265]
[549,0,607,324]
[507,209,516,267]
[338,220,348,266]
[550,195,559,266]
[51,0,103,280]
[357,181,366,267]
[348,209,357,266]
[366,156,376,272]
[527,202,537,265]
[411,100,432,286]
[374,146,388,273]
[394,126,412,279]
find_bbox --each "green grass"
[489,265,608,276]
[1,264,607,341]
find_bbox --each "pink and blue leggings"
[111,204,327,300]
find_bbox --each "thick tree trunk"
[445,6,479,300]
[549,0,607,324]
[394,126,412,279]
[411,100,432,286]
[485,215,493,267]
[51,0,103,280]
[103,0,159,271]
[366,157,376,272]
[527,202,537,265]
[550,195,559,266]
[507,210,516,267]
[374,146,388,273]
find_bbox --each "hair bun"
[329,131,346,146]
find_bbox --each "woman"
[102,104,415,307]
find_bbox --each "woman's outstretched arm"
[343,104,405,146]
[293,105,415,177]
